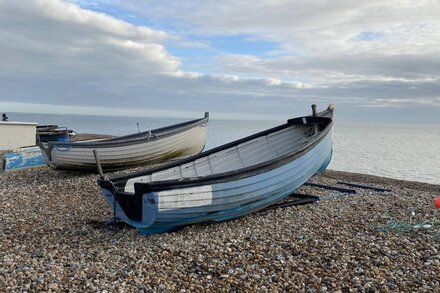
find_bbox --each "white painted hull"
[39,115,208,171]
[99,106,335,235]
[102,130,332,233]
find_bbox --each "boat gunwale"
[42,113,208,148]
[100,108,334,193]
[99,121,333,223]
[38,113,209,161]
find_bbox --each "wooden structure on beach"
[0,121,37,151]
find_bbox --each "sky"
[0,0,439,122]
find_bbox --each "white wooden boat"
[97,105,334,235]
[39,113,209,171]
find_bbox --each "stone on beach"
[1,168,439,291]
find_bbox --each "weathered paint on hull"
[100,130,333,235]
[42,124,207,171]
[1,146,46,171]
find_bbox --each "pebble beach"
[1,167,439,292]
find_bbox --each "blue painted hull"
[2,146,46,171]
[38,132,70,143]
[100,129,333,235]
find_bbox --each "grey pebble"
[1,168,439,291]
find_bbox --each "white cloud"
[219,53,440,85]
[208,74,240,83]
[0,0,178,81]
[1,0,439,123]
[264,78,282,86]
[112,1,440,83]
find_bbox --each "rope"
[145,131,159,141]
[378,212,440,239]
[318,192,440,239]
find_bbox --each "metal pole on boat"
[311,104,318,117]
[92,149,105,180]
[311,104,319,134]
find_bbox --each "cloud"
[0,0,178,81]
[109,1,440,47]
[1,0,439,123]
[219,53,440,84]
[105,1,440,107]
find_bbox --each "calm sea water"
[7,112,440,185]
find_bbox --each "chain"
[113,195,117,221]
[104,194,119,227]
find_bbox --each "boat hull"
[39,116,208,171]
[1,146,46,172]
[100,129,333,234]
[38,132,70,143]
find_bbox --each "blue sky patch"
[208,35,278,56]
[355,31,385,42]
[166,46,217,73]
[168,35,279,73]
[68,0,278,73]
[68,0,180,32]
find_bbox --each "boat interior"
[117,113,332,193]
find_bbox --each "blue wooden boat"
[97,105,334,235]
[0,124,73,171]
[1,124,77,171]
[1,146,46,172]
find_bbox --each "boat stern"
[38,143,53,165]
[98,180,158,229]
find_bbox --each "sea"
[6,112,440,185]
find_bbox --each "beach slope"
[1,168,439,291]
